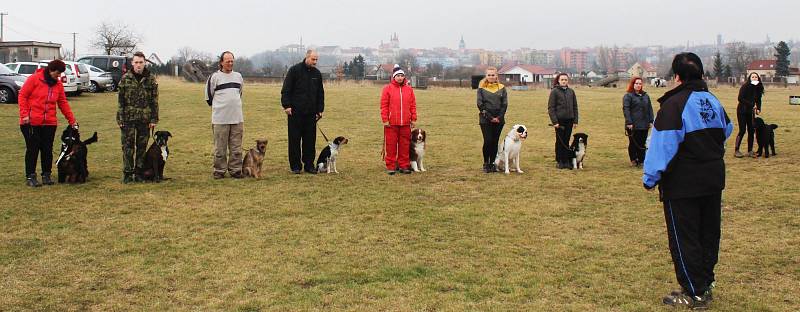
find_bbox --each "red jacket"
[380,78,417,126]
[18,69,76,126]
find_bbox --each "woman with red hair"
[622,77,654,167]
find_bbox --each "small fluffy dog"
[242,138,268,178]
[570,133,589,169]
[56,125,98,183]
[316,136,348,173]
[754,117,778,158]
[410,128,427,172]
[139,130,172,182]
[495,124,527,174]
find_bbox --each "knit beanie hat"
[47,59,66,73]
[392,64,405,78]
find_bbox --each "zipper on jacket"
[43,85,52,124]
[400,86,404,126]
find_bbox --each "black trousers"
[287,113,317,171]
[736,107,755,152]
[627,129,648,163]
[480,123,503,164]
[20,125,57,176]
[554,119,574,163]
[663,193,721,296]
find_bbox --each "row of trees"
[710,41,792,81]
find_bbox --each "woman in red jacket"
[18,60,77,187]
[380,65,417,175]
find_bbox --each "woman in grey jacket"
[477,67,508,173]
[622,77,654,167]
[547,73,579,169]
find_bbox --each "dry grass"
[0,78,798,311]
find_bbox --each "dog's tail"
[771,124,778,129]
[84,132,98,145]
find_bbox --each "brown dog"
[242,138,268,178]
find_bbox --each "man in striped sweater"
[205,51,245,179]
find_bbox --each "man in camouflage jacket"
[117,52,158,183]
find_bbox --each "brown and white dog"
[410,128,427,172]
[242,138,268,178]
[495,124,527,174]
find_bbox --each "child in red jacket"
[380,65,417,174]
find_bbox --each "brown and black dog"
[139,131,172,182]
[243,138,268,178]
[57,125,98,183]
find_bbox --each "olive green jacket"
[117,69,159,124]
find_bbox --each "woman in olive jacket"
[547,73,579,169]
[476,67,507,173]
[622,77,654,167]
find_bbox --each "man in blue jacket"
[643,52,733,310]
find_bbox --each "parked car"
[77,55,131,91]
[4,62,46,77]
[39,60,89,95]
[0,63,26,104]
[85,64,114,93]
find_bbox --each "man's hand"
[627,124,634,130]
[382,121,389,127]
[553,123,560,129]
[118,123,123,129]
[149,123,156,130]
[648,123,653,129]
[284,107,292,116]
[573,123,578,129]
[316,112,323,120]
[22,116,30,124]
[490,117,500,124]
[411,121,416,129]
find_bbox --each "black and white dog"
[410,128,427,172]
[56,125,98,183]
[754,116,778,158]
[495,124,527,174]
[569,133,589,169]
[316,136,348,173]
[139,130,172,182]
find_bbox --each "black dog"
[754,117,778,158]
[138,131,172,182]
[56,126,98,183]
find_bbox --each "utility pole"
[71,32,77,60]
[0,12,8,42]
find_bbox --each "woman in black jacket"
[548,73,579,169]
[734,72,764,158]
[622,77,654,167]
[476,67,508,173]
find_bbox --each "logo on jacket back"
[699,98,717,124]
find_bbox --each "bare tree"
[725,41,757,80]
[173,46,213,65]
[90,22,142,56]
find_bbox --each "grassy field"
[1,78,798,311]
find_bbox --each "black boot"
[41,173,54,185]
[26,173,42,187]
[483,163,491,173]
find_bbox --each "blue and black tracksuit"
[642,80,733,296]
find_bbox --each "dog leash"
[625,128,647,151]
[318,124,330,143]
[551,125,573,151]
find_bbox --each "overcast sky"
[2,0,798,58]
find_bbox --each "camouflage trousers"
[120,122,150,175]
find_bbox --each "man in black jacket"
[643,53,733,310]
[281,50,325,174]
